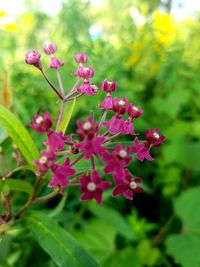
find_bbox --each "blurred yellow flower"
[4,23,18,32]
[152,10,177,46]
[0,10,7,17]
[21,13,34,27]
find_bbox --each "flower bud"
[25,50,42,69]
[101,81,117,92]
[43,43,57,55]
[76,66,94,79]
[74,53,88,64]
[49,56,64,69]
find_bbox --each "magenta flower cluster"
[26,43,165,204]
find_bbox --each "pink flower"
[30,111,52,133]
[112,97,128,114]
[112,169,143,200]
[74,53,88,64]
[25,50,41,64]
[25,50,42,69]
[76,136,106,159]
[34,150,56,173]
[103,114,125,134]
[146,128,165,147]
[49,158,76,189]
[43,43,57,55]
[99,93,113,110]
[45,131,70,151]
[127,104,143,119]
[49,56,64,69]
[76,116,98,138]
[76,116,106,159]
[76,66,94,79]
[104,144,132,182]
[128,137,153,161]
[101,81,117,92]
[121,118,134,135]
[77,81,96,96]
[80,170,111,204]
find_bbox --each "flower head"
[45,131,70,151]
[49,56,64,69]
[74,53,88,64]
[128,137,153,161]
[77,81,96,96]
[34,150,56,173]
[146,128,165,147]
[112,169,143,200]
[76,66,94,79]
[49,158,76,189]
[43,43,57,55]
[80,170,111,204]
[104,144,132,181]
[25,50,42,69]
[30,111,52,133]
[101,81,117,92]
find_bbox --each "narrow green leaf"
[0,179,34,196]
[58,98,76,134]
[25,211,100,267]
[0,105,39,164]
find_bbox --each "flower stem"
[56,69,65,97]
[40,69,63,100]
[32,191,58,204]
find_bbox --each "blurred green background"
[1,0,200,266]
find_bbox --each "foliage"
[1,0,200,266]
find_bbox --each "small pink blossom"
[80,170,111,204]
[99,93,113,110]
[112,169,143,200]
[49,158,76,189]
[127,104,143,119]
[34,150,56,173]
[104,144,132,182]
[146,128,165,147]
[76,66,94,79]
[74,53,88,64]
[128,137,153,161]
[25,50,42,69]
[103,114,125,134]
[43,43,57,55]
[77,81,96,96]
[49,56,64,69]
[45,131,70,151]
[30,111,52,133]
[101,81,117,92]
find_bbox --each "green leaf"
[25,211,100,267]
[166,187,200,267]
[58,98,76,134]
[0,105,39,164]
[73,219,116,263]
[89,203,134,239]
[0,179,34,196]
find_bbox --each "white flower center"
[87,182,96,192]
[83,122,92,130]
[35,116,44,124]
[133,106,138,111]
[129,181,137,190]
[118,100,126,106]
[39,156,48,164]
[153,133,160,139]
[118,149,127,158]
